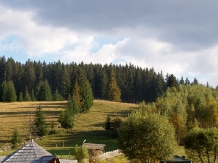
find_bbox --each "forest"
[0,56,204,103]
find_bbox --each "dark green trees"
[36,80,52,101]
[75,68,94,113]
[11,128,21,149]
[1,80,17,102]
[32,106,48,136]
[107,70,121,102]
[58,107,74,132]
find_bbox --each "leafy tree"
[74,144,89,163]
[11,128,21,149]
[118,112,176,163]
[107,70,121,102]
[32,106,48,136]
[183,127,218,163]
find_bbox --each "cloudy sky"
[0,1,218,86]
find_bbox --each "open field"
[0,100,185,161]
[0,100,138,150]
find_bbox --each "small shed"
[83,143,106,157]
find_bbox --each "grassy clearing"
[0,100,137,152]
[0,100,185,161]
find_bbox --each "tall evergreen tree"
[1,80,17,102]
[107,70,121,102]
[11,128,21,149]
[72,79,82,109]
[76,68,94,113]
[58,107,74,132]
[32,106,48,136]
[36,80,52,101]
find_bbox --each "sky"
[0,1,218,87]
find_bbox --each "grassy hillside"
[0,100,138,155]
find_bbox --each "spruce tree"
[1,80,17,102]
[36,80,52,101]
[33,106,48,136]
[72,79,82,109]
[107,70,121,102]
[76,68,94,113]
[58,107,73,132]
[24,87,31,101]
[11,128,21,149]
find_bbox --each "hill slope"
[0,100,138,151]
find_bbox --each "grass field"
[0,100,185,161]
[0,100,138,159]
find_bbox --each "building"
[0,140,77,163]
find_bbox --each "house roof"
[2,139,55,163]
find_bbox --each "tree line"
[118,84,218,163]
[0,56,204,103]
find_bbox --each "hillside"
[0,100,138,151]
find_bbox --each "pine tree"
[53,89,64,101]
[24,87,31,101]
[1,80,17,102]
[36,80,52,101]
[72,79,82,109]
[107,70,121,102]
[76,68,94,113]
[104,115,112,130]
[11,128,21,149]
[33,106,48,136]
[18,92,23,102]
[58,107,73,132]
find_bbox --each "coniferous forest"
[0,56,205,103]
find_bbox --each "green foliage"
[166,74,178,88]
[33,106,48,136]
[118,111,177,163]
[18,92,23,102]
[74,144,89,163]
[11,128,21,149]
[75,68,94,113]
[1,80,17,102]
[58,107,74,132]
[183,127,218,163]
[104,115,112,130]
[24,87,31,101]
[53,89,64,101]
[36,80,52,101]
[107,70,121,102]
[67,97,79,116]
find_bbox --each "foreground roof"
[2,140,55,163]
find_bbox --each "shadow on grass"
[43,130,119,152]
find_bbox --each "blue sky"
[0,1,218,87]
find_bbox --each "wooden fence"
[97,149,122,161]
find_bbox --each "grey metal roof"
[2,140,55,163]
[0,156,6,162]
